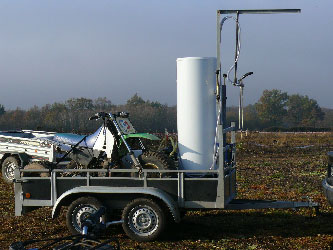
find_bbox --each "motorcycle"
[24,112,175,177]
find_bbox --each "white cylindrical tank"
[177,57,217,171]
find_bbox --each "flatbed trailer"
[14,123,318,242]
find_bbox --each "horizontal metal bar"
[20,169,220,173]
[218,9,301,15]
[184,201,218,209]
[57,176,144,180]
[226,199,318,210]
[106,220,123,226]
[139,169,219,173]
[53,176,219,181]
[23,199,52,206]
[20,169,50,172]
[183,178,218,181]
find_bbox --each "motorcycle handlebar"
[89,112,110,121]
[89,111,131,121]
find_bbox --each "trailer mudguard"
[17,153,30,167]
[0,152,30,167]
[52,186,180,222]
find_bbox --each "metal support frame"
[215,8,301,209]
[216,8,301,126]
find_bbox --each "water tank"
[177,57,217,171]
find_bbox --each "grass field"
[1,132,333,249]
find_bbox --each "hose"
[220,16,242,85]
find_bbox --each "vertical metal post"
[222,84,227,146]
[14,168,23,216]
[143,172,148,188]
[216,10,221,95]
[233,12,240,84]
[241,87,244,129]
[216,10,223,128]
[216,10,227,209]
[51,171,57,206]
[238,87,241,130]
[216,124,225,208]
[178,172,185,207]
[231,122,237,199]
[231,122,236,144]
[231,121,237,177]
[87,172,90,186]
[50,145,55,163]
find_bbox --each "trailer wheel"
[134,151,175,177]
[1,156,20,183]
[23,162,50,177]
[122,198,166,241]
[66,196,106,234]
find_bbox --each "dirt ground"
[1,132,333,249]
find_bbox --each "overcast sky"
[0,0,332,109]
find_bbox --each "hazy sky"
[0,0,332,109]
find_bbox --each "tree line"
[227,89,328,131]
[0,95,176,134]
[0,90,330,133]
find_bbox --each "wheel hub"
[130,207,158,236]
[73,206,97,232]
[5,162,17,180]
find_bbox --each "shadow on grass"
[163,210,333,241]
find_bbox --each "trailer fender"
[17,153,30,167]
[52,186,180,223]
[0,152,30,167]
[0,153,9,164]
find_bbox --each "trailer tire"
[23,162,50,177]
[66,196,106,234]
[122,198,166,242]
[2,156,20,183]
